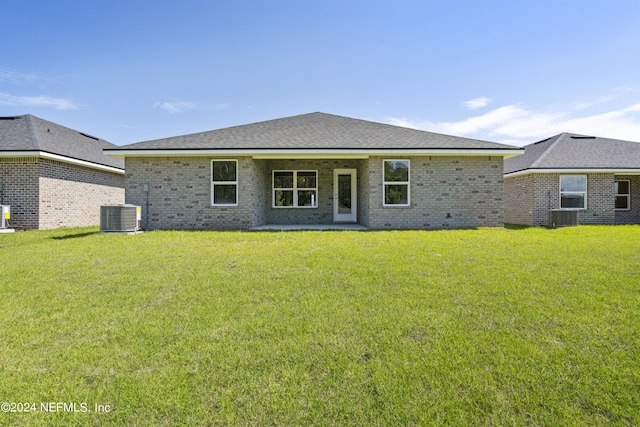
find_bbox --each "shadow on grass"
[50,231,97,240]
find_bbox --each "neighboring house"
[106,112,522,230]
[0,115,125,230]
[504,133,640,226]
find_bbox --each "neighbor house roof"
[504,132,640,176]
[106,112,522,158]
[0,114,124,172]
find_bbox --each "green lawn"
[0,226,639,426]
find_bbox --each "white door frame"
[333,169,357,222]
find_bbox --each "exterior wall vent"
[548,209,578,227]
[100,204,141,233]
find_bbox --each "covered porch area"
[249,156,370,228]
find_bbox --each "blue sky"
[2,0,640,146]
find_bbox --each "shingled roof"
[504,132,640,175]
[110,112,519,152]
[0,114,124,170]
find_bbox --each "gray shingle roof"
[0,114,124,169]
[504,132,640,174]
[114,112,519,151]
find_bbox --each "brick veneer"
[0,158,40,229]
[0,157,125,230]
[124,155,505,230]
[504,173,640,226]
[365,156,505,229]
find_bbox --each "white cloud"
[213,103,230,111]
[461,97,491,110]
[153,101,196,114]
[0,93,79,110]
[0,67,40,84]
[387,97,640,145]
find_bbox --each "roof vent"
[533,137,552,145]
[570,136,596,139]
[0,117,18,120]
[79,132,100,141]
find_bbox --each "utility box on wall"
[0,205,15,233]
[100,204,142,233]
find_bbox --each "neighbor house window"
[560,175,587,209]
[615,180,630,210]
[383,160,410,206]
[211,160,238,206]
[273,171,317,208]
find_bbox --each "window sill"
[272,206,318,209]
[209,204,238,208]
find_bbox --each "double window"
[559,175,587,209]
[273,171,318,208]
[615,180,630,210]
[211,160,238,206]
[383,160,410,206]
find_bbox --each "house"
[0,115,125,230]
[105,112,522,230]
[504,132,640,226]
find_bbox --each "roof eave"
[505,168,640,177]
[0,150,125,174]
[105,148,524,159]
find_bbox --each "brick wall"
[614,175,640,225]
[505,172,638,226]
[366,156,505,229]
[125,156,261,230]
[0,157,124,230]
[124,155,505,230]
[38,159,125,229]
[0,158,40,229]
[504,174,535,225]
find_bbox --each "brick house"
[106,112,522,230]
[504,133,640,226]
[0,115,125,230]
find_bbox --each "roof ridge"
[24,114,43,150]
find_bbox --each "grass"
[0,225,639,426]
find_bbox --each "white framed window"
[383,160,410,206]
[560,175,587,209]
[211,160,238,206]
[272,170,318,208]
[615,180,630,210]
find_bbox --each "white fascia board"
[0,151,125,174]
[505,168,640,178]
[105,148,524,159]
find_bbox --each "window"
[560,175,587,209]
[615,180,630,210]
[211,160,237,206]
[383,160,410,206]
[273,171,317,208]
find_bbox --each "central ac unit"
[100,205,141,232]
[548,209,578,227]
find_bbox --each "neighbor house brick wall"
[614,175,640,225]
[124,156,261,230]
[504,174,535,225]
[366,156,505,229]
[506,172,636,226]
[0,157,40,229]
[38,159,125,229]
[0,157,124,230]
[533,173,615,225]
